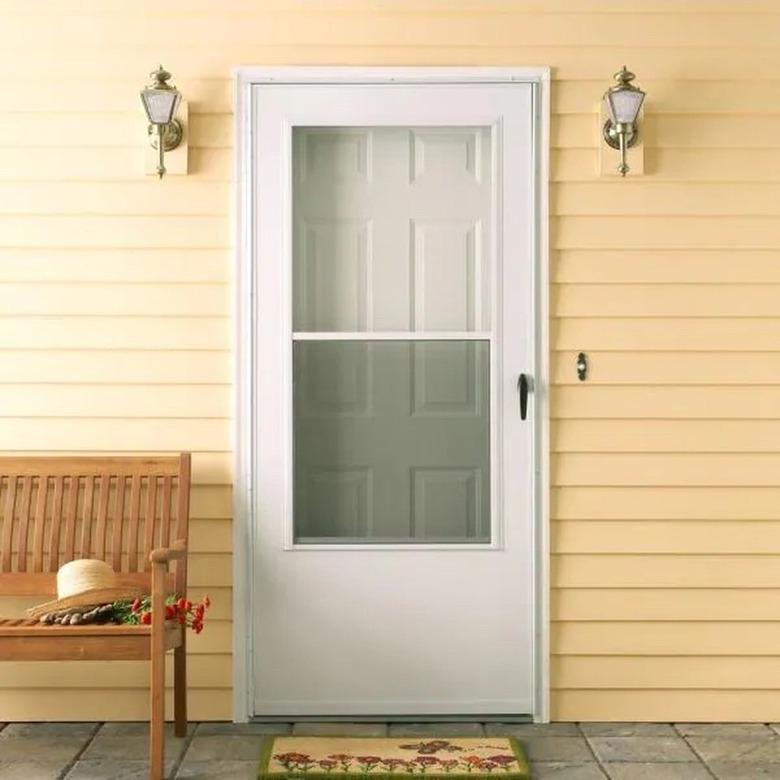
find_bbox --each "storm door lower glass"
[293,339,490,543]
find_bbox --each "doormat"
[259,736,530,780]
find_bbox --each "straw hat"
[27,559,143,619]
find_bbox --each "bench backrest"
[0,454,190,598]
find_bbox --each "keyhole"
[576,352,588,381]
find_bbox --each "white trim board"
[233,66,551,723]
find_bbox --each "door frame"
[233,66,550,723]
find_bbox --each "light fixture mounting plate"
[602,119,639,150]
[147,119,184,152]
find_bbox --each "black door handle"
[518,373,529,420]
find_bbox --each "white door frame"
[233,66,550,723]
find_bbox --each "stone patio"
[2,721,780,779]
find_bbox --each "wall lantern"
[602,66,645,177]
[140,65,183,179]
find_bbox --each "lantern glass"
[606,88,645,125]
[141,88,181,125]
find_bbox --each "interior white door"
[252,81,537,716]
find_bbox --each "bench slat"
[63,475,78,564]
[144,477,158,573]
[0,625,183,662]
[0,617,171,635]
[48,476,64,572]
[161,477,172,549]
[128,474,141,572]
[1,477,17,572]
[31,477,47,572]
[112,476,126,571]
[95,473,110,560]
[15,476,32,573]
[79,475,94,560]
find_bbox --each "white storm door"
[252,80,537,716]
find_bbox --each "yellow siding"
[0,0,778,722]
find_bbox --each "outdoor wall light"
[602,66,645,177]
[140,65,183,179]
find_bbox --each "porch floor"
[0,720,777,779]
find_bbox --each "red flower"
[357,755,382,772]
[274,751,313,769]
[140,611,152,625]
[279,752,310,763]
[164,605,175,620]
[130,598,141,614]
[486,755,516,767]
[414,757,440,766]
[381,759,409,771]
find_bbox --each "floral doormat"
[259,737,530,780]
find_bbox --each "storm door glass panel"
[294,340,490,543]
[293,126,492,333]
[292,126,494,544]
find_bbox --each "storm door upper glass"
[293,127,492,333]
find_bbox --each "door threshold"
[250,715,534,724]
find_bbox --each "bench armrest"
[149,539,187,564]
[150,540,187,641]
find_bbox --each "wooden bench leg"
[150,561,167,780]
[174,638,187,738]
[150,641,165,779]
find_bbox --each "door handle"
[518,373,530,420]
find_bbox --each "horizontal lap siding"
[549,32,780,723]
[0,0,776,722]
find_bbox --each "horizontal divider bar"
[292,331,492,341]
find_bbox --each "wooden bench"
[0,454,191,780]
